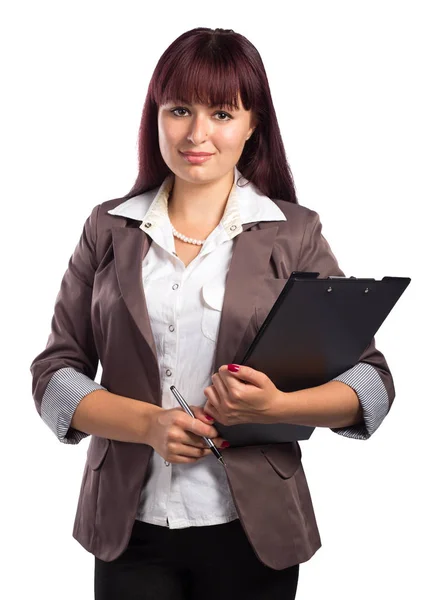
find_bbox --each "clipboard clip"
[289,271,320,280]
[289,272,358,280]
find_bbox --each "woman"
[30,27,395,600]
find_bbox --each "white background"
[1,1,421,598]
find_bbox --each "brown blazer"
[30,194,395,571]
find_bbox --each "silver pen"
[170,385,226,466]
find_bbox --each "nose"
[186,114,212,145]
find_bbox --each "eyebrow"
[170,100,239,110]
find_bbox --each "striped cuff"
[41,367,107,444]
[330,362,389,440]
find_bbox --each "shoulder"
[81,197,133,266]
[271,200,322,239]
[83,197,134,240]
[273,199,320,223]
[97,197,131,227]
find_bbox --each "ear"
[247,114,258,140]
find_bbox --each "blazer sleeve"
[30,205,107,445]
[297,209,395,440]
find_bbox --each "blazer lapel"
[111,225,158,368]
[112,220,279,400]
[212,222,279,373]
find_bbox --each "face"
[157,92,257,183]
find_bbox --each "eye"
[169,107,233,121]
[215,111,232,121]
[170,107,189,117]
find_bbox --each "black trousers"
[94,518,299,600]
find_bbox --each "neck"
[167,169,235,228]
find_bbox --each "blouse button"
[169,325,175,332]
[172,283,179,290]
[166,369,172,377]
[230,224,237,231]
[144,222,152,228]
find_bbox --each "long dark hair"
[122,27,298,204]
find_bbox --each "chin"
[174,165,215,179]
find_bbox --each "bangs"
[152,52,253,111]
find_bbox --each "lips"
[180,151,214,156]
[179,150,215,165]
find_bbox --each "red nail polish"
[205,414,214,421]
[221,441,230,448]
[228,364,240,372]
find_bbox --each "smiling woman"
[29,25,396,600]
[158,94,255,199]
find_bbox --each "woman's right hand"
[146,405,228,464]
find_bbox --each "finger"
[184,430,213,448]
[217,368,247,392]
[204,393,219,422]
[190,404,215,424]
[183,413,217,439]
[183,435,228,450]
[222,364,264,387]
[170,442,209,459]
[211,372,230,398]
[166,449,209,464]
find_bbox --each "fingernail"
[205,414,214,421]
[221,441,230,448]
[228,364,240,372]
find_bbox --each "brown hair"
[123,27,298,204]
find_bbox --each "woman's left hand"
[203,364,283,425]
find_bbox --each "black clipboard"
[214,271,411,446]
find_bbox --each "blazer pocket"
[86,436,111,471]
[201,278,226,343]
[260,442,302,479]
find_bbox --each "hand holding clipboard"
[213,271,411,446]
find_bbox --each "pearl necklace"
[170,224,206,246]
[168,188,206,246]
